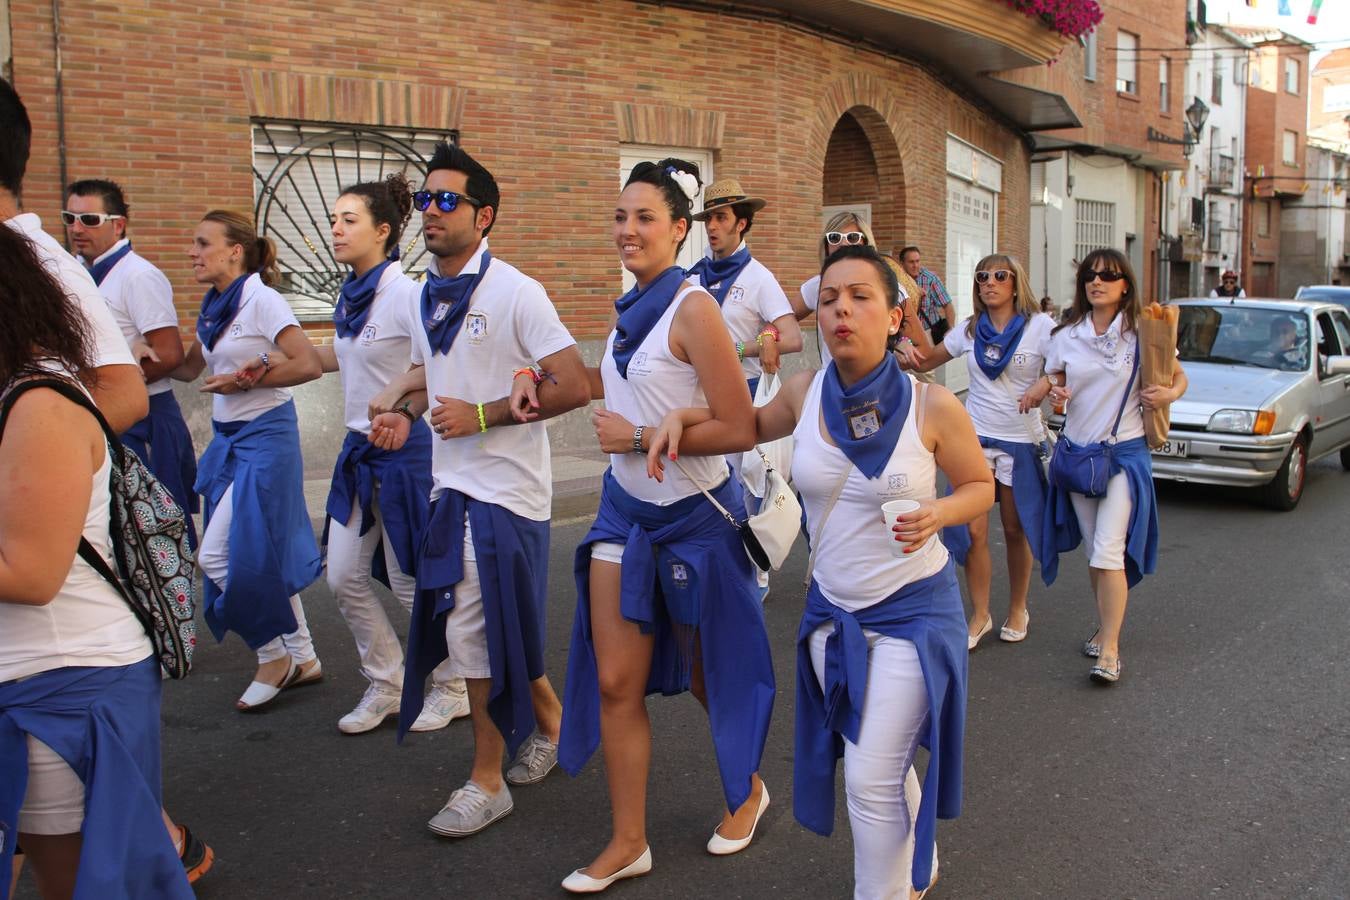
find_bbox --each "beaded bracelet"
[476,402,488,433]
[735,341,745,362]
[755,324,781,345]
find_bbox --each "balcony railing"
[1208,153,1235,191]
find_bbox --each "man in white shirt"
[65,179,198,541]
[0,78,147,432]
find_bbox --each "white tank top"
[792,369,948,611]
[601,281,728,505]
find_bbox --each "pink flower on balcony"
[1003,0,1104,39]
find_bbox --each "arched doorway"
[821,107,906,254]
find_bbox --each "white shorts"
[19,736,84,835]
[443,520,491,680]
[1068,472,1132,571]
[590,541,625,565]
[982,446,1015,487]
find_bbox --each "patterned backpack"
[0,377,198,678]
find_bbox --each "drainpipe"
[51,0,69,210]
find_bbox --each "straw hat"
[693,178,767,221]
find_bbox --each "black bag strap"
[1107,346,1141,442]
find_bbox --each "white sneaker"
[338,684,401,735]
[410,682,470,732]
[427,781,513,837]
[506,731,559,785]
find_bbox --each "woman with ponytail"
[173,210,325,711]
[313,174,469,735]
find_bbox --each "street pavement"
[25,459,1349,899]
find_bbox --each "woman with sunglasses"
[556,159,774,893]
[1031,249,1187,684]
[647,244,991,899]
[905,255,1055,649]
[171,211,325,710]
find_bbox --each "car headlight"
[1207,409,1276,434]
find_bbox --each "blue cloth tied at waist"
[944,436,1050,568]
[193,400,321,649]
[398,490,550,755]
[324,422,432,584]
[559,469,775,814]
[1039,436,1157,587]
[0,657,191,900]
[121,390,199,549]
[794,561,967,892]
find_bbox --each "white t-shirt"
[5,213,135,369]
[199,274,300,422]
[943,312,1055,442]
[333,264,420,434]
[690,247,793,380]
[407,240,577,521]
[1044,312,1145,445]
[86,240,179,396]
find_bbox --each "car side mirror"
[1326,355,1350,376]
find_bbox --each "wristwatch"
[632,425,645,453]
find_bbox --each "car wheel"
[1260,436,1307,511]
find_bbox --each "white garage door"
[942,176,997,393]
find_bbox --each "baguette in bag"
[1139,301,1180,449]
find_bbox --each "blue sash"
[333,260,393,339]
[87,242,134,287]
[121,390,199,549]
[323,423,432,586]
[193,400,321,648]
[559,470,775,814]
[687,244,751,306]
[611,265,686,379]
[972,312,1027,381]
[794,562,967,892]
[399,490,550,755]
[1039,436,1158,587]
[420,251,491,356]
[0,657,191,899]
[941,437,1049,569]
[821,357,911,479]
[195,273,248,351]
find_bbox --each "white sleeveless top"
[601,281,728,505]
[792,369,948,611]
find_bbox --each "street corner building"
[3,0,1098,360]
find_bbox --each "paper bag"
[1139,302,1180,449]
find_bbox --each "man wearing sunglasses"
[65,179,198,545]
[899,245,956,344]
[1208,269,1246,299]
[0,78,148,433]
[367,142,590,839]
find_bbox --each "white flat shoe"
[706,783,770,856]
[561,846,652,894]
[967,618,993,651]
[999,613,1029,643]
[236,658,298,711]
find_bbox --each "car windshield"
[1296,287,1350,308]
[1177,306,1310,372]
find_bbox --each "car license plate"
[1152,439,1189,458]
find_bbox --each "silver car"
[1150,298,1350,509]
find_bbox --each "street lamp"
[1147,97,1210,157]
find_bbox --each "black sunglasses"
[413,190,481,213]
[825,231,867,246]
[1080,269,1126,284]
[975,269,1013,284]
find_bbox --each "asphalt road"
[23,459,1349,899]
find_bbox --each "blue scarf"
[196,273,249,351]
[559,470,775,814]
[687,244,752,306]
[194,400,321,648]
[973,312,1027,381]
[399,490,551,755]
[121,391,199,550]
[0,658,192,899]
[942,437,1049,569]
[420,250,492,355]
[611,265,686,379]
[334,260,394,339]
[821,355,911,479]
[794,562,967,893]
[87,241,134,286]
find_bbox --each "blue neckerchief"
[687,244,752,306]
[611,265,686,378]
[821,355,911,479]
[559,469,774,815]
[973,312,1028,381]
[1039,436,1157,588]
[121,391,199,550]
[87,241,134,286]
[193,400,321,649]
[793,562,967,892]
[0,658,192,899]
[399,490,551,756]
[334,260,393,339]
[196,273,249,351]
[421,250,492,355]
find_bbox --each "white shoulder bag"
[672,455,801,572]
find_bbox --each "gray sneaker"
[505,732,558,786]
[426,781,513,837]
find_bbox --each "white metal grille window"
[1074,200,1115,262]
[1115,30,1138,94]
[252,121,456,320]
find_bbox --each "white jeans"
[198,484,317,665]
[810,624,929,899]
[327,496,460,694]
[1068,471,1132,571]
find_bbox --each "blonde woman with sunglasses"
[908,254,1055,650]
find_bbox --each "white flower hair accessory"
[664,166,700,202]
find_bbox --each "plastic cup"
[881,499,921,559]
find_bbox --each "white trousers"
[810,624,929,900]
[197,484,316,665]
[326,496,460,694]
[1068,471,1132,571]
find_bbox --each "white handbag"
[673,454,802,572]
